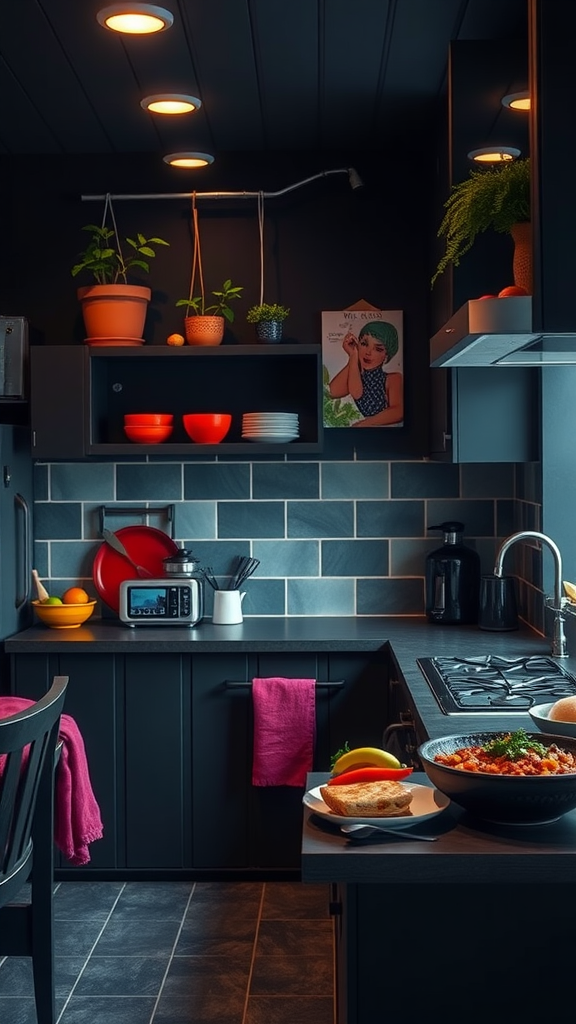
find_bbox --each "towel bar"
[224,679,344,688]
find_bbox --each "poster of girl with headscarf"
[322,308,403,427]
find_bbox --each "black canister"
[425,521,481,625]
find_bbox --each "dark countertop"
[7,614,574,738]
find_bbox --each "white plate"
[242,433,299,443]
[303,783,450,827]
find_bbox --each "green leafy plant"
[246,302,290,324]
[322,367,362,427]
[431,157,530,287]
[176,280,244,322]
[72,224,170,285]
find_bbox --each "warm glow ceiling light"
[468,146,521,163]
[163,152,214,168]
[141,94,201,115]
[502,91,531,111]
[97,4,174,34]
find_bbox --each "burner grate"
[417,655,576,714]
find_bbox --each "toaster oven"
[119,578,203,626]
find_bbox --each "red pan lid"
[93,526,179,613]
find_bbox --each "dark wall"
[2,148,435,456]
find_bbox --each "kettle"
[425,521,480,625]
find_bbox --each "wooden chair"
[0,675,69,1024]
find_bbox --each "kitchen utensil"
[418,731,576,824]
[425,521,481,625]
[162,548,202,578]
[478,574,519,630]
[102,529,154,578]
[93,526,179,613]
[203,567,220,591]
[182,413,232,444]
[32,569,50,603]
[229,556,260,590]
[124,413,173,425]
[212,590,245,624]
[123,424,173,444]
[340,823,438,842]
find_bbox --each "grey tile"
[58,995,156,1024]
[357,577,425,614]
[287,578,354,615]
[184,463,250,500]
[357,499,425,538]
[256,919,333,957]
[261,883,330,919]
[111,881,193,920]
[239,580,285,615]
[175,914,257,957]
[33,462,48,500]
[252,463,319,499]
[173,501,217,539]
[496,499,515,537]
[189,881,263,903]
[34,502,83,539]
[33,541,49,576]
[50,540,102,580]
[460,463,514,499]
[0,956,86,1000]
[391,461,459,498]
[321,539,388,577]
[390,539,437,576]
[116,463,183,500]
[253,540,319,577]
[180,541,249,578]
[244,995,335,1024]
[218,501,285,538]
[426,500,495,536]
[93,918,181,957]
[73,955,169,996]
[54,917,106,958]
[154,992,243,1024]
[287,501,353,538]
[159,956,250,1019]
[516,462,542,503]
[51,463,115,501]
[55,881,124,920]
[322,461,389,498]
[250,955,333,996]
[0,998,38,1024]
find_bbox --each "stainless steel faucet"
[494,530,568,658]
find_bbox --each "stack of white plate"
[241,411,300,443]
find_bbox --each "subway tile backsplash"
[33,458,538,619]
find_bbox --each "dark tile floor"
[0,880,335,1024]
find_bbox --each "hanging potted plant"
[71,196,170,342]
[176,197,243,345]
[431,156,531,292]
[246,302,290,343]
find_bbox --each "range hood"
[431,3,576,370]
[430,297,576,367]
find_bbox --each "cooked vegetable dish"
[434,729,576,776]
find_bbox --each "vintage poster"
[322,307,404,428]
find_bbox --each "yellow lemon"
[167,333,185,347]
[563,581,576,603]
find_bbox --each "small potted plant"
[72,221,170,341]
[431,156,531,292]
[246,302,290,343]
[176,280,244,346]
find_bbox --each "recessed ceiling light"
[468,146,521,164]
[502,91,531,111]
[97,4,174,34]
[141,94,202,115]
[163,152,215,168]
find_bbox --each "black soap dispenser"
[425,521,481,625]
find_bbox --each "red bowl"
[183,413,232,444]
[124,413,173,425]
[124,424,173,444]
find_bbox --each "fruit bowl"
[418,731,576,825]
[124,424,173,444]
[123,413,173,425]
[183,413,232,444]
[32,599,97,629]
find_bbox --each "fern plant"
[431,157,530,287]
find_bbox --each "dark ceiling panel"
[384,0,464,97]
[0,59,61,154]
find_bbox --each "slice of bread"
[319,779,413,817]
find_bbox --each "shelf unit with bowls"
[30,344,323,459]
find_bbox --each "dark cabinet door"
[30,347,86,459]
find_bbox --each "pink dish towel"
[252,677,316,787]
[0,697,104,866]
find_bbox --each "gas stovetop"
[417,655,576,714]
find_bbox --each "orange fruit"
[62,586,90,605]
[498,285,529,297]
[167,333,185,347]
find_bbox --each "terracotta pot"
[510,222,532,295]
[184,315,225,346]
[78,284,151,340]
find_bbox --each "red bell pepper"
[327,766,413,785]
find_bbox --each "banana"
[332,746,401,775]
[563,581,576,604]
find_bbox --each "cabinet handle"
[224,679,344,688]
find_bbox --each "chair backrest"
[0,676,68,904]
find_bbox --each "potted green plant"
[176,280,244,346]
[431,157,531,292]
[72,222,170,342]
[246,302,290,343]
